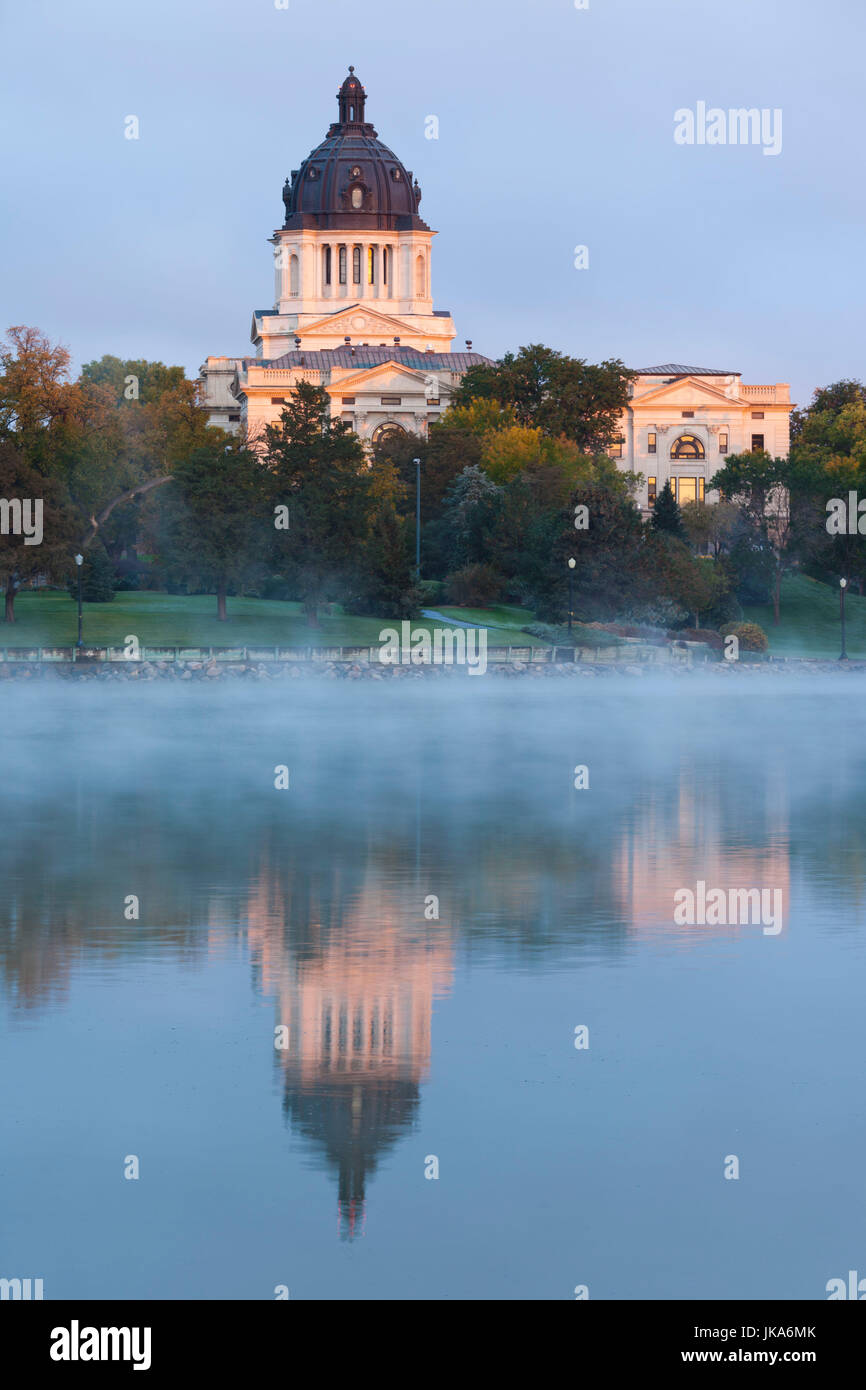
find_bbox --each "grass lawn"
[0,591,549,649]
[744,574,866,658]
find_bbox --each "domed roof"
[281,68,428,232]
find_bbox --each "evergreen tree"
[651,481,687,539]
[66,546,116,603]
[264,382,372,626]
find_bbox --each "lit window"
[368,247,375,284]
[699,477,705,501]
[719,432,728,454]
[678,477,698,506]
[668,477,677,501]
[351,187,363,209]
[671,433,705,459]
[648,476,657,505]
[609,437,624,459]
[647,432,656,454]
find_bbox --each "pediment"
[327,361,434,393]
[301,303,421,341]
[633,376,743,408]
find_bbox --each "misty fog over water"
[1,678,863,1299]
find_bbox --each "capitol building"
[201,67,489,448]
[201,68,793,506]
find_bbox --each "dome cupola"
[281,68,428,233]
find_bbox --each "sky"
[1,0,863,408]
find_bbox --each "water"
[0,677,863,1300]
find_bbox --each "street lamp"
[413,457,422,579]
[74,553,84,649]
[567,557,576,635]
[840,577,848,661]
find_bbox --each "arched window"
[368,246,375,284]
[372,422,407,446]
[353,246,361,284]
[289,254,299,296]
[324,245,332,287]
[351,186,363,209]
[382,247,390,285]
[671,433,705,459]
[338,245,347,284]
[415,254,426,297]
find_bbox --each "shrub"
[720,620,769,652]
[445,563,503,607]
[416,579,445,606]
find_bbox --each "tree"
[159,439,270,620]
[651,481,687,539]
[710,450,802,623]
[680,498,740,557]
[0,440,79,622]
[65,547,116,603]
[450,344,634,452]
[263,382,372,625]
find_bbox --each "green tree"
[0,440,79,622]
[264,382,372,626]
[450,345,634,452]
[159,438,270,620]
[651,480,687,539]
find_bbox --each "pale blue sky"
[2,0,863,408]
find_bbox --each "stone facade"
[613,365,793,509]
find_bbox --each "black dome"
[281,68,428,232]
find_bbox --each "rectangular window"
[719,432,728,454]
[381,396,402,406]
[368,247,375,284]
[678,477,698,506]
[324,246,332,286]
[339,246,347,284]
[668,477,677,501]
[353,246,361,284]
[682,410,695,418]
[751,410,765,419]
[342,396,355,405]
[228,413,240,422]
[647,432,656,454]
[270,397,288,405]
[699,477,705,502]
[609,437,624,459]
[751,434,765,451]
[648,476,657,505]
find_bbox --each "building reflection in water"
[245,866,454,1239]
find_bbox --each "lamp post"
[567,557,576,635]
[840,577,848,661]
[413,457,421,579]
[74,553,84,649]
